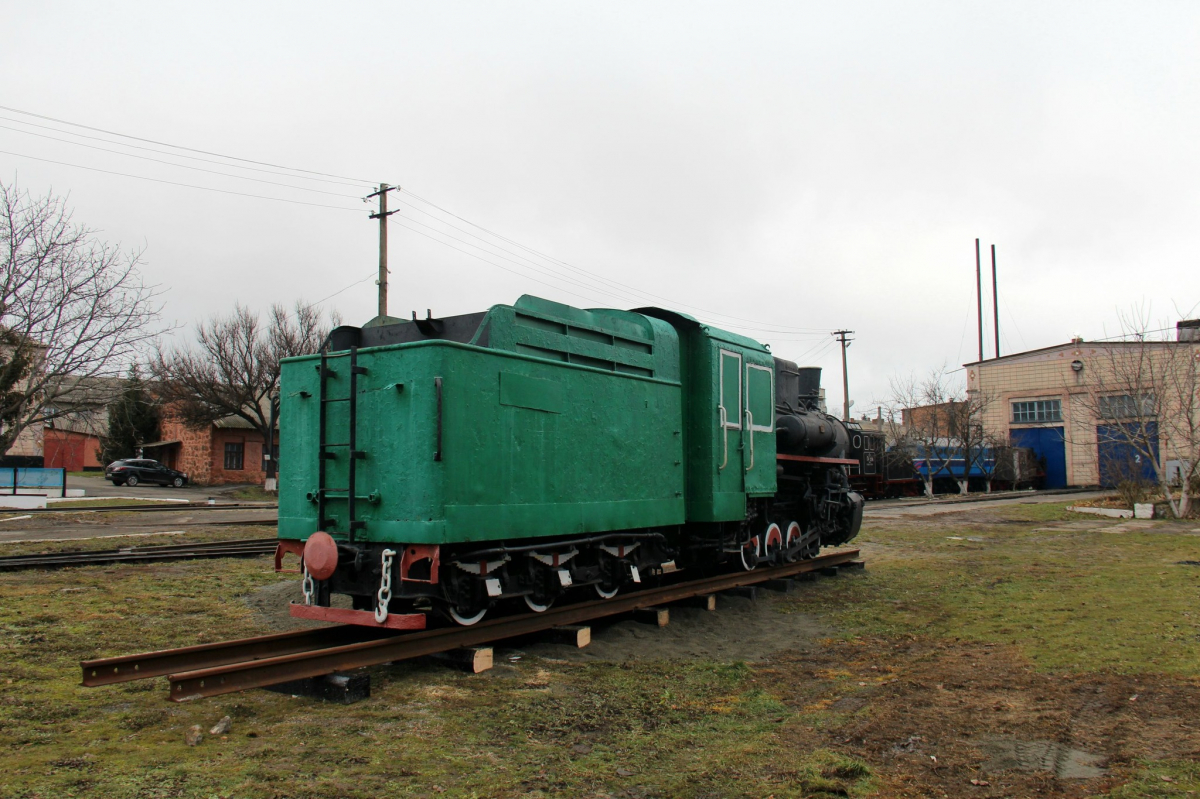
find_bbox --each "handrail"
[718,406,728,470]
[745,409,754,471]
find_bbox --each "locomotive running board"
[288,602,427,630]
[776,454,860,465]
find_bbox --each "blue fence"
[0,467,67,497]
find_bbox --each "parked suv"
[105,459,189,488]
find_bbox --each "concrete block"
[1068,506,1133,519]
[1134,503,1155,520]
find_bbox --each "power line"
[399,188,833,334]
[388,216,609,305]
[0,124,363,198]
[0,104,379,186]
[0,114,369,189]
[307,270,379,309]
[2,107,839,339]
[388,214,829,340]
[0,149,363,212]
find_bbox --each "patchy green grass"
[1,498,1198,797]
[1105,760,1200,797]
[0,553,873,798]
[782,504,1200,676]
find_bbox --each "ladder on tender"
[315,346,368,541]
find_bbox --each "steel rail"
[0,538,278,571]
[82,625,399,687]
[164,548,861,701]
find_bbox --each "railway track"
[18,501,278,514]
[0,537,278,570]
[81,548,862,701]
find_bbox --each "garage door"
[1097,422,1158,488]
[1010,427,1067,488]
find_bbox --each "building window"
[1012,399,1061,423]
[1098,394,1155,419]
[224,442,244,470]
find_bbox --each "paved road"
[0,506,278,545]
[864,489,1107,518]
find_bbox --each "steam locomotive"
[275,296,863,627]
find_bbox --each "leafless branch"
[0,179,163,454]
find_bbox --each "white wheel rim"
[524,595,550,612]
[786,522,801,548]
[595,583,618,599]
[739,536,759,571]
[764,523,782,552]
[448,606,487,626]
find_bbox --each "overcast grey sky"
[4,1,1198,415]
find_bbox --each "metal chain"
[375,548,396,623]
[301,562,315,606]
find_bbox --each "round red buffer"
[303,531,339,580]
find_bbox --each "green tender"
[278,295,778,545]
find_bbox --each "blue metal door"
[1010,427,1067,488]
[1097,422,1158,487]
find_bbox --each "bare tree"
[1071,309,1200,518]
[958,388,1000,493]
[0,180,161,455]
[152,303,333,489]
[886,367,965,497]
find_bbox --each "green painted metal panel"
[278,298,685,545]
[499,372,564,413]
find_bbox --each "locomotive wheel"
[739,536,760,571]
[595,582,619,599]
[762,523,783,564]
[783,521,802,563]
[593,551,622,599]
[439,596,489,625]
[524,594,553,613]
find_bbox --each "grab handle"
[718,406,728,471]
[745,409,754,471]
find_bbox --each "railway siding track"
[0,537,278,570]
[80,548,861,701]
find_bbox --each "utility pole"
[367,184,399,319]
[832,329,854,421]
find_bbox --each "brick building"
[42,376,126,471]
[965,321,1200,488]
[144,413,277,486]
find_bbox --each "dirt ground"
[769,636,1200,798]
